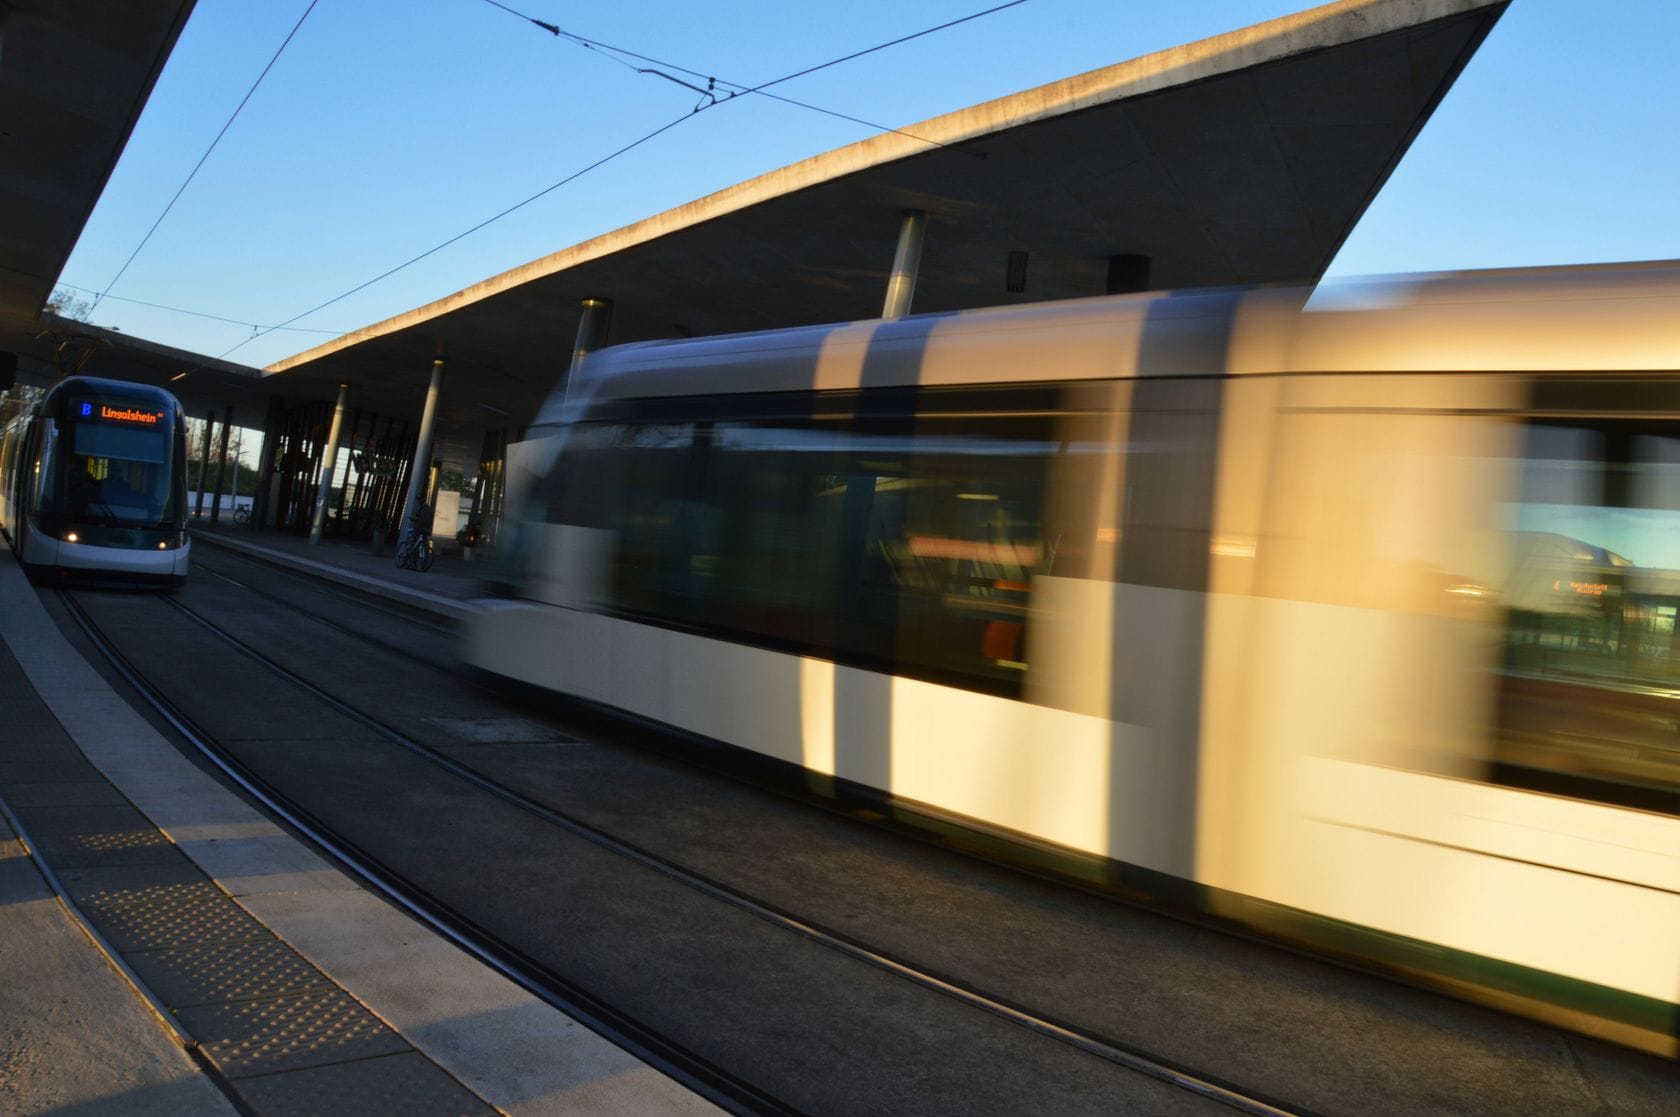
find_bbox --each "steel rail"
[154,590,1307,1117]
[60,589,799,1117]
[192,555,457,668]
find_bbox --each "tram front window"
[54,421,172,526]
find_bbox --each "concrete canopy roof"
[0,1,198,378]
[257,0,1506,469]
[4,0,1508,474]
[0,1,279,431]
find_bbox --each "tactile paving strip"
[61,828,170,852]
[0,617,493,1112]
[175,987,412,1078]
[31,827,187,869]
[124,933,339,1009]
[61,871,270,952]
[229,1051,494,1117]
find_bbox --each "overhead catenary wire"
[478,0,1032,152]
[54,283,343,335]
[748,0,1035,93]
[216,108,698,360]
[223,1,1032,361]
[87,0,321,318]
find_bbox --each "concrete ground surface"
[0,527,715,1116]
[9,521,1678,1114]
[0,808,235,1116]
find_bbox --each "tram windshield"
[43,414,177,527]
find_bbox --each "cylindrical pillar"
[552,298,612,423]
[193,416,214,519]
[209,407,233,525]
[484,427,507,544]
[308,384,349,545]
[882,209,927,320]
[568,298,612,383]
[398,359,446,551]
[469,456,486,529]
[231,428,242,512]
[252,395,284,531]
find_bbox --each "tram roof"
[3,0,1508,468]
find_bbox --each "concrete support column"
[882,209,927,320]
[193,416,214,519]
[553,298,612,423]
[399,359,446,547]
[483,426,508,544]
[308,384,349,545]
[252,395,284,531]
[209,407,232,525]
[469,460,486,527]
[568,298,612,383]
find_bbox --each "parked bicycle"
[395,504,435,572]
[232,502,251,524]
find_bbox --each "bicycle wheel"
[417,540,435,572]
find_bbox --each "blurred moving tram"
[466,262,1680,1055]
[0,376,191,587]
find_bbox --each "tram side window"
[576,401,1058,698]
[1497,420,1680,814]
[709,414,1052,693]
[0,420,20,510]
[613,422,719,623]
[539,422,637,531]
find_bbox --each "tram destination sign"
[72,398,164,426]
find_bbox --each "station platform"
[0,527,714,1115]
[186,519,493,622]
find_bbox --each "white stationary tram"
[0,376,191,586]
[466,262,1680,1055]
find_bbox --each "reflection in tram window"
[544,395,1061,697]
[1498,422,1680,814]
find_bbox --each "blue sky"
[53,0,1680,372]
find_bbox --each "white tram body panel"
[466,264,1680,1052]
[12,528,191,580]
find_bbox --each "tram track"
[58,587,794,1117]
[177,588,1307,1115]
[54,565,1676,1116]
[190,553,457,663]
[59,577,1309,1117]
